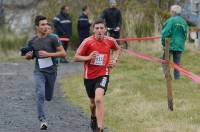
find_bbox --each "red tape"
[59,37,69,42]
[116,36,160,41]
[123,49,200,84]
[124,49,164,63]
[172,63,200,84]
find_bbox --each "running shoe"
[40,120,48,130]
[90,116,97,130]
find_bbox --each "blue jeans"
[34,70,57,121]
[162,50,182,80]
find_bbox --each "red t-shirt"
[76,35,119,79]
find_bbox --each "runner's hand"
[25,51,33,60]
[88,51,98,60]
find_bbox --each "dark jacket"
[77,13,91,42]
[53,11,72,38]
[101,7,122,28]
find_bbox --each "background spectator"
[53,5,72,63]
[161,5,188,80]
[101,0,122,39]
[77,5,91,45]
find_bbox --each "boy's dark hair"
[34,15,47,26]
[93,19,106,27]
[82,6,88,12]
[47,22,54,30]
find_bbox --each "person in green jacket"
[161,5,188,80]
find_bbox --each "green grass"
[61,42,200,132]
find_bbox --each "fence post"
[165,38,173,111]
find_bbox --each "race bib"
[90,54,107,66]
[38,57,53,68]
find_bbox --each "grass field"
[61,41,200,132]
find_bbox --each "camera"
[20,47,33,56]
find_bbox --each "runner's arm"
[74,51,98,62]
[112,48,121,62]
[111,39,121,62]
[110,45,121,68]
[38,45,66,58]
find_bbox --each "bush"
[0,26,28,53]
[134,20,154,37]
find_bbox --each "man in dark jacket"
[77,6,91,45]
[53,5,72,62]
[101,0,122,39]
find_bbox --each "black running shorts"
[84,75,109,98]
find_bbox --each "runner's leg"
[84,79,97,130]
[89,98,97,130]
[95,88,105,129]
[90,98,96,117]
[34,71,46,121]
[45,72,57,101]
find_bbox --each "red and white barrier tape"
[116,36,160,41]
[172,63,200,84]
[123,49,200,84]
[124,49,164,63]
[59,37,69,42]
[59,36,161,42]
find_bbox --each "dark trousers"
[162,50,182,80]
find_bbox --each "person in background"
[46,22,64,64]
[77,5,92,45]
[161,5,188,80]
[74,19,121,132]
[53,5,72,63]
[24,15,66,130]
[46,22,59,37]
[101,0,122,39]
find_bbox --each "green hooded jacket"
[161,15,188,51]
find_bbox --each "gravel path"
[0,61,93,132]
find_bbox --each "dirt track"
[0,61,93,132]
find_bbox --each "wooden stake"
[165,39,173,111]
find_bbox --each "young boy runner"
[24,15,66,130]
[74,19,121,132]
